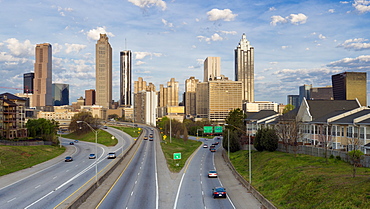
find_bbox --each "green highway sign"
[214,126,223,133]
[173,153,181,160]
[203,126,213,133]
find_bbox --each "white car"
[208,170,218,178]
[203,144,208,148]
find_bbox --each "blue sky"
[1,0,370,105]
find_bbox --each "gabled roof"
[0,92,26,101]
[245,110,278,121]
[311,110,349,124]
[306,100,360,121]
[330,109,370,125]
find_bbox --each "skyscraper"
[95,34,112,109]
[184,76,199,117]
[52,83,69,106]
[85,89,96,106]
[120,50,132,107]
[235,33,254,103]
[332,72,367,106]
[33,43,52,107]
[23,73,34,94]
[159,78,179,107]
[204,57,221,82]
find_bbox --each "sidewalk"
[214,147,262,209]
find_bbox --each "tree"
[69,111,100,134]
[222,109,246,152]
[254,128,265,151]
[283,104,295,114]
[108,114,119,120]
[264,128,279,151]
[317,125,332,163]
[183,126,189,143]
[26,118,59,144]
[275,113,302,156]
[348,150,364,178]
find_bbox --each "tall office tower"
[52,83,69,106]
[85,89,96,106]
[204,57,221,82]
[287,95,299,108]
[332,72,367,106]
[95,34,112,109]
[23,73,34,93]
[159,78,179,107]
[134,77,147,94]
[299,84,312,106]
[196,76,243,122]
[120,50,132,107]
[235,33,254,103]
[34,43,52,107]
[184,77,199,116]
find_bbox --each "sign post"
[173,152,181,160]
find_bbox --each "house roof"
[306,100,360,121]
[245,110,278,121]
[330,109,370,125]
[311,110,349,124]
[0,92,26,101]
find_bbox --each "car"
[203,144,208,148]
[65,156,73,162]
[103,126,108,129]
[209,145,215,150]
[212,187,227,198]
[212,142,219,145]
[69,142,74,145]
[210,148,216,152]
[149,134,153,138]
[149,137,153,141]
[144,136,148,140]
[74,140,79,143]
[89,154,96,159]
[208,170,218,178]
[107,152,116,159]
[217,137,221,140]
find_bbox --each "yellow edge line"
[95,135,144,208]
[53,138,138,209]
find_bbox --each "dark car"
[212,142,219,145]
[210,148,216,152]
[69,142,74,145]
[108,152,116,159]
[89,154,96,159]
[103,126,108,129]
[65,156,73,162]
[74,140,79,143]
[212,187,227,198]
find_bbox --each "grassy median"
[64,130,118,146]
[0,145,65,176]
[231,150,370,209]
[160,137,202,172]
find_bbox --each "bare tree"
[275,115,302,156]
[316,124,332,163]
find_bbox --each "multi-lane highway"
[0,126,133,209]
[175,137,235,209]
[96,126,158,209]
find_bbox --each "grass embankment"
[64,130,117,146]
[0,145,65,176]
[110,126,141,138]
[231,150,370,209]
[160,137,202,172]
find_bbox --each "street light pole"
[77,121,98,184]
[248,123,252,190]
[228,129,230,159]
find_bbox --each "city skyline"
[1,1,370,105]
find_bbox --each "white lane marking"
[131,191,134,196]
[137,172,140,176]
[24,191,54,209]
[135,181,137,184]
[66,170,69,172]
[173,173,185,209]
[53,176,57,179]
[7,198,16,203]
[35,185,41,189]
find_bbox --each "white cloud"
[197,34,224,42]
[197,35,211,42]
[353,0,370,13]
[207,9,238,21]
[270,15,287,26]
[219,30,237,35]
[53,43,63,54]
[337,38,370,50]
[328,9,335,13]
[271,13,308,26]
[86,27,115,41]
[327,55,370,70]
[340,1,350,3]
[135,60,145,65]
[128,0,167,11]
[134,51,162,60]
[269,7,276,11]
[65,43,87,54]
[281,46,289,49]
[319,34,326,39]
[162,19,174,27]
[4,38,33,57]
[211,33,223,41]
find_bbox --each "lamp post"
[77,121,98,184]
[248,123,252,190]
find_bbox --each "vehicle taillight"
[222,192,226,194]
[214,192,218,195]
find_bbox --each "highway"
[0,126,133,209]
[175,137,235,209]
[96,126,158,209]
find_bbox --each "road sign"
[214,126,223,133]
[173,153,181,160]
[203,126,213,133]
[163,135,167,140]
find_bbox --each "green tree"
[223,108,246,152]
[283,104,295,114]
[183,126,189,143]
[348,150,365,178]
[108,114,119,120]
[26,118,59,144]
[69,111,100,134]
[264,128,279,151]
[254,128,265,151]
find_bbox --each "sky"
[1,0,370,105]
